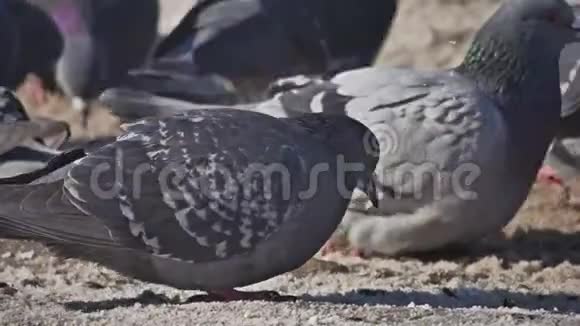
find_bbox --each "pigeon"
[106,0,580,256]
[28,0,160,100]
[536,39,580,187]
[0,88,70,178]
[0,0,63,91]
[148,0,398,102]
[0,109,378,300]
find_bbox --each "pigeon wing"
[64,110,316,263]
[265,67,507,209]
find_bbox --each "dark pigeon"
[105,0,580,256]
[25,0,159,100]
[0,109,378,300]
[142,0,398,102]
[0,0,63,91]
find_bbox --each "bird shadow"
[62,290,297,313]
[63,290,183,313]
[307,287,580,314]
[63,286,580,315]
[398,229,580,269]
[63,230,580,313]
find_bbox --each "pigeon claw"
[537,165,564,186]
[320,241,338,256]
[208,289,297,302]
[320,240,371,259]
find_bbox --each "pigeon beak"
[364,172,380,208]
[355,172,379,207]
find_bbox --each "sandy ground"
[5,0,580,325]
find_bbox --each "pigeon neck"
[458,31,562,168]
[457,32,562,117]
[459,37,526,98]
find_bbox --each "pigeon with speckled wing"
[0,109,377,300]
[273,0,580,256]
[105,0,580,256]
[0,88,70,178]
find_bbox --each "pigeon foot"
[537,165,564,186]
[320,241,370,259]
[320,240,339,256]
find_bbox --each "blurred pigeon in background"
[0,88,69,178]
[27,0,160,101]
[106,0,580,256]
[0,0,63,93]
[0,1,18,86]
[133,0,398,102]
[0,109,378,300]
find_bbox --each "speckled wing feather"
[63,110,320,263]
[261,67,507,209]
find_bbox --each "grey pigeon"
[146,0,398,102]
[536,37,580,186]
[105,0,580,256]
[0,109,378,300]
[0,88,70,178]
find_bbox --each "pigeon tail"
[0,181,119,248]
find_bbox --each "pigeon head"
[0,87,29,123]
[289,114,380,205]
[459,0,580,105]
[499,0,578,40]
[458,0,580,161]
